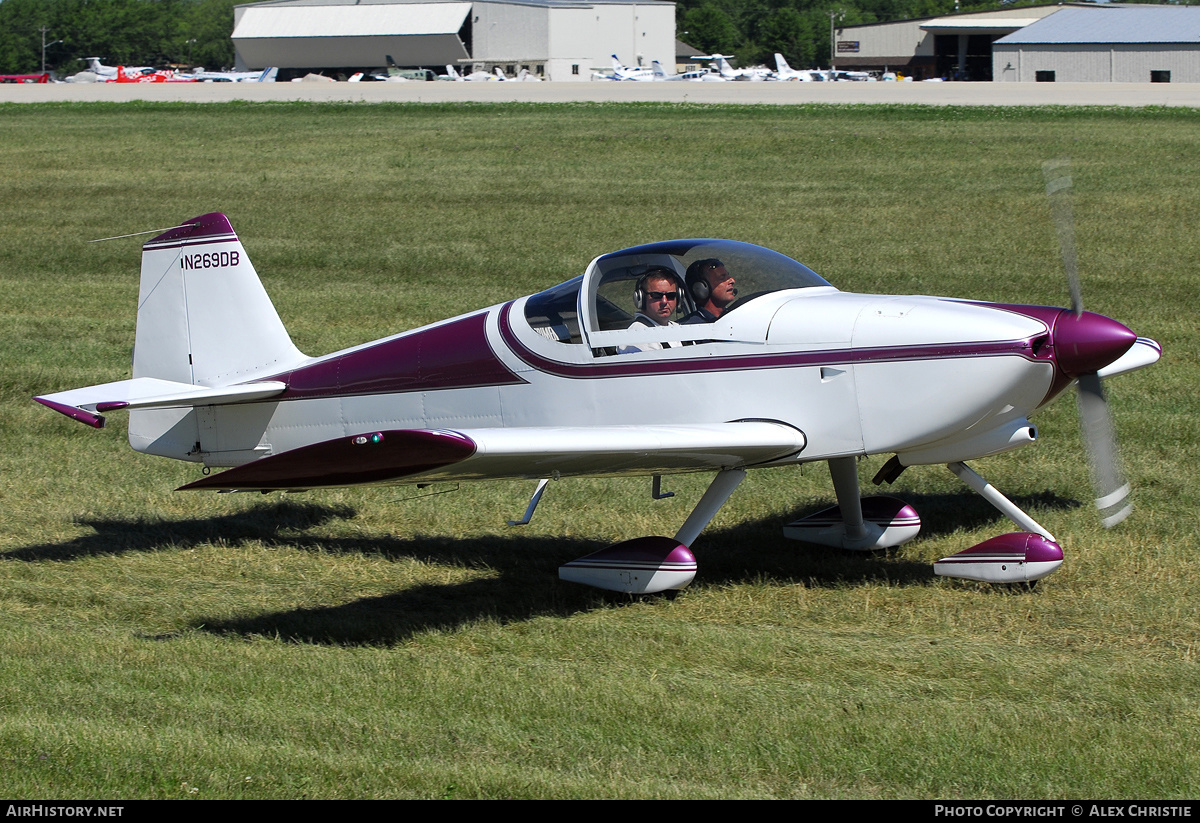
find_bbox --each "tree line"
[0,0,236,75]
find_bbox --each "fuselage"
[35,222,1149,497]
[134,288,1094,481]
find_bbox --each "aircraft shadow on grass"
[6,489,1081,646]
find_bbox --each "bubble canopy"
[522,240,833,349]
[593,239,829,324]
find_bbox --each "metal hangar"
[993,5,1200,83]
[831,3,1200,83]
[233,0,677,80]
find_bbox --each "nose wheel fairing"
[934,533,1063,584]
[782,496,921,550]
[784,457,1067,586]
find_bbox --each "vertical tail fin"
[134,213,305,388]
[775,53,791,73]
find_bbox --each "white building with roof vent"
[993,6,1200,83]
[233,0,676,81]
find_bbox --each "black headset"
[685,258,723,304]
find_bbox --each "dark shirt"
[681,307,719,325]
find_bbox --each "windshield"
[590,239,830,332]
[523,275,583,343]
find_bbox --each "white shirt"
[618,314,680,353]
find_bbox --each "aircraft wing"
[35,378,287,428]
[179,421,807,491]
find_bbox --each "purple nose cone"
[1052,310,1137,377]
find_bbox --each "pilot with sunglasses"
[619,268,684,353]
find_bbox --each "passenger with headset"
[618,267,683,353]
[682,258,737,324]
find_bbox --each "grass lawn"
[0,102,1197,798]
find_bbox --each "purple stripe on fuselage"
[499,302,1048,380]
[271,312,527,400]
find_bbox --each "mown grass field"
[1,101,1197,799]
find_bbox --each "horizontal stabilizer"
[35,378,286,427]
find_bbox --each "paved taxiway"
[3,80,1199,106]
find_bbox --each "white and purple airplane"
[36,198,1159,594]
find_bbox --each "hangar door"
[233,3,473,69]
[934,33,1000,81]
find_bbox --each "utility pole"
[828,10,844,78]
[41,27,62,74]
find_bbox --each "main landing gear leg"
[674,468,746,547]
[934,461,1064,584]
[558,469,746,595]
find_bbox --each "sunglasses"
[647,291,679,301]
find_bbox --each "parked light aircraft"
[36,175,1159,594]
[443,64,494,81]
[82,57,134,79]
[830,69,876,81]
[183,67,278,83]
[650,61,724,82]
[709,54,774,81]
[0,73,51,83]
[491,67,542,81]
[774,54,824,82]
[593,55,656,81]
[113,66,195,83]
[76,58,193,83]
[62,58,143,82]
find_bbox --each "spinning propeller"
[1042,159,1132,528]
